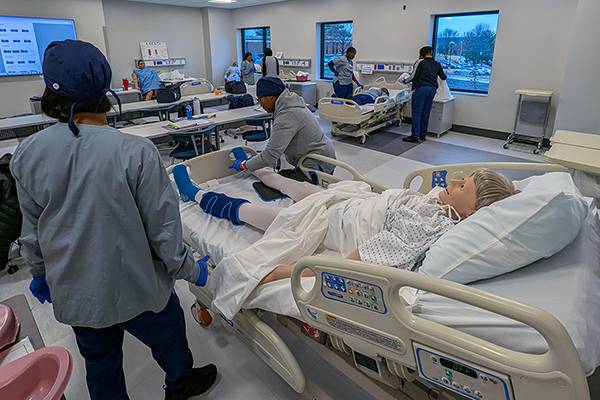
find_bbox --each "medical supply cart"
[504,89,553,154]
[286,81,317,106]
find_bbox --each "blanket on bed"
[209,180,398,319]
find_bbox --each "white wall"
[203,8,236,86]
[0,0,107,117]
[102,0,207,88]
[554,0,600,134]
[231,0,578,134]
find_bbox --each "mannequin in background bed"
[132,59,162,101]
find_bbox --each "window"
[432,11,499,94]
[241,27,271,65]
[320,21,353,80]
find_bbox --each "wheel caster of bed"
[6,265,18,275]
[360,136,366,144]
[533,148,540,155]
[503,143,510,150]
[191,302,214,327]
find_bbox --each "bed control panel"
[320,273,387,314]
[432,170,448,188]
[414,344,513,400]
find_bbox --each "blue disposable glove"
[357,83,364,89]
[195,256,210,286]
[30,275,52,304]
[231,147,250,162]
[229,159,247,172]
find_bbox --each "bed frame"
[168,149,593,400]
[318,78,411,144]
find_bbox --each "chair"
[169,124,217,162]
[242,115,273,145]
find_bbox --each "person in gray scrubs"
[328,46,362,99]
[229,77,337,176]
[262,48,280,78]
[241,52,256,85]
[10,40,217,400]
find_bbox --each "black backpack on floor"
[0,154,22,271]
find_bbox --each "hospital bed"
[168,140,600,400]
[180,79,215,96]
[318,77,411,144]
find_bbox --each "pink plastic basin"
[0,304,19,351]
[0,346,73,400]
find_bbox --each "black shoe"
[419,135,428,141]
[164,364,218,400]
[402,136,419,143]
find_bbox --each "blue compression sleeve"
[172,165,200,202]
[199,192,249,225]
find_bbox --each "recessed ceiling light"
[208,0,237,3]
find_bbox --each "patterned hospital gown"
[358,188,455,269]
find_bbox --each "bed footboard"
[291,256,590,400]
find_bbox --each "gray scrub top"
[10,123,199,328]
[333,55,354,85]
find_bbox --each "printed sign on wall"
[140,41,169,61]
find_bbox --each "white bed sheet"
[179,175,600,374]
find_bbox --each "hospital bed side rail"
[404,162,569,194]
[317,97,367,125]
[166,147,259,184]
[291,256,589,400]
[298,153,387,193]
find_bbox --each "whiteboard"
[140,41,169,61]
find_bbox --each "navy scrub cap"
[256,76,286,98]
[43,39,121,135]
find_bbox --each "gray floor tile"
[338,130,419,156]
[365,156,433,190]
[401,140,536,165]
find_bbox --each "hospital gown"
[358,188,455,268]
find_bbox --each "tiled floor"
[0,118,553,400]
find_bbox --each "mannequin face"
[438,176,478,219]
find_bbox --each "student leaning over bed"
[172,160,518,316]
[230,76,337,176]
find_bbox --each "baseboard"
[450,124,509,140]
[403,118,552,148]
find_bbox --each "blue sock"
[172,165,200,202]
[199,192,249,225]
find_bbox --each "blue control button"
[333,284,339,291]
[326,282,332,288]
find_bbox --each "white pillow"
[420,172,589,284]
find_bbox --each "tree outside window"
[241,27,271,66]
[320,22,353,80]
[433,12,499,94]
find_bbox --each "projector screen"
[0,15,77,77]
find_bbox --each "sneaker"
[419,135,428,141]
[402,136,419,143]
[164,364,218,400]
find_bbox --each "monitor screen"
[0,15,77,77]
